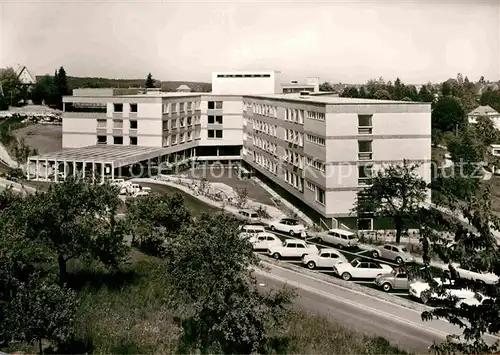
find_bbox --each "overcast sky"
[1,0,499,84]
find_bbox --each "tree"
[163,213,293,354]
[0,67,22,107]
[432,96,465,135]
[126,192,191,255]
[352,160,428,243]
[3,276,77,354]
[340,86,359,98]
[373,89,392,100]
[319,81,334,92]
[30,75,58,106]
[359,86,367,98]
[54,67,69,110]
[145,73,155,88]
[480,89,500,112]
[235,186,249,208]
[18,179,128,283]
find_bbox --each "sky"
[1,0,499,84]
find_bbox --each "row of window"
[284,170,303,192]
[306,157,326,172]
[208,115,223,124]
[163,130,201,146]
[97,119,138,130]
[284,149,304,169]
[244,102,278,118]
[306,134,325,146]
[113,103,137,113]
[307,111,325,121]
[208,101,223,110]
[208,130,223,139]
[284,129,304,147]
[285,108,304,124]
[254,136,278,157]
[162,116,201,130]
[97,136,137,145]
[162,101,201,114]
[217,74,271,78]
[305,181,325,205]
[252,119,278,137]
[253,152,278,175]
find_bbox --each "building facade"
[34,72,431,229]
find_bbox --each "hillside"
[35,76,212,93]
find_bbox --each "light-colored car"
[239,225,266,239]
[319,229,358,249]
[248,232,282,250]
[237,209,261,224]
[456,293,492,308]
[408,278,475,304]
[268,218,307,237]
[449,263,499,285]
[132,191,149,198]
[268,239,318,259]
[332,258,393,281]
[302,248,348,269]
[374,269,410,292]
[372,244,415,264]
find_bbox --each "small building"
[17,65,36,85]
[467,105,500,129]
[176,84,191,92]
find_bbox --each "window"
[97,119,106,128]
[179,102,185,112]
[113,136,123,145]
[187,116,192,125]
[113,120,123,129]
[187,131,192,141]
[357,218,373,230]
[171,103,177,113]
[113,103,123,113]
[306,181,315,191]
[306,158,325,172]
[216,130,223,138]
[358,165,373,185]
[307,111,325,121]
[306,134,325,146]
[180,118,185,127]
[130,136,138,145]
[208,101,223,109]
[163,103,169,114]
[207,130,222,138]
[171,119,177,128]
[358,140,373,160]
[358,114,373,134]
[316,187,325,205]
[130,104,137,113]
[171,134,177,144]
[208,115,222,124]
[187,102,192,110]
[129,120,138,129]
[97,135,107,144]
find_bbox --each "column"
[82,161,86,179]
[92,161,96,182]
[26,159,30,181]
[44,159,48,180]
[217,147,219,156]
[111,163,115,181]
[101,163,104,184]
[54,159,58,182]
[63,160,67,180]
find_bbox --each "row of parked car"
[110,179,151,198]
[238,224,498,306]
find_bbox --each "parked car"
[132,191,149,198]
[268,218,307,237]
[447,263,499,285]
[268,239,318,259]
[248,232,282,250]
[332,258,393,281]
[375,269,410,292]
[408,278,475,304]
[457,293,492,308]
[302,248,348,269]
[371,244,415,264]
[239,225,266,239]
[237,209,261,224]
[319,229,358,249]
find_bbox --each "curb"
[256,253,433,314]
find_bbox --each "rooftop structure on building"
[16,65,36,85]
[176,84,191,92]
[467,105,500,130]
[27,70,431,230]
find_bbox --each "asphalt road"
[254,262,500,354]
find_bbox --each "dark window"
[320,253,330,258]
[358,114,372,127]
[296,244,305,248]
[358,140,372,152]
[65,103,107,113]
[97,135,107,144]
[208,130,215,138]
[208,115,215,124]
[287,243,296,248]
[130,137,138,145]
[113,103,123,113]
[113,136,123,145]
[208,101,215,109]
[130,104,138,113]
[216,116,223,124]
[130,120,138,129]
[384,245,392,250]
[215,130,223,138]
[396,274,407,279]
[358,218,373,230]
[358,165,373,178]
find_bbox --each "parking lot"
[257,227,414,298]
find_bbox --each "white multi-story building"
[27,71,431,229]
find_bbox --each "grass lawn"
[13,124,62,154]
[138,181,221,215]
[58,249,408,355]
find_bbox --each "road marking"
[356,250,370,255]
[257,260,500,343]
[254,268,452,338]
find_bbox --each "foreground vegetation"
[0,179,407,354]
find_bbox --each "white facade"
[58,73,431,226]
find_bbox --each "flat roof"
[246,93,426,105]
[28,145,174,168]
